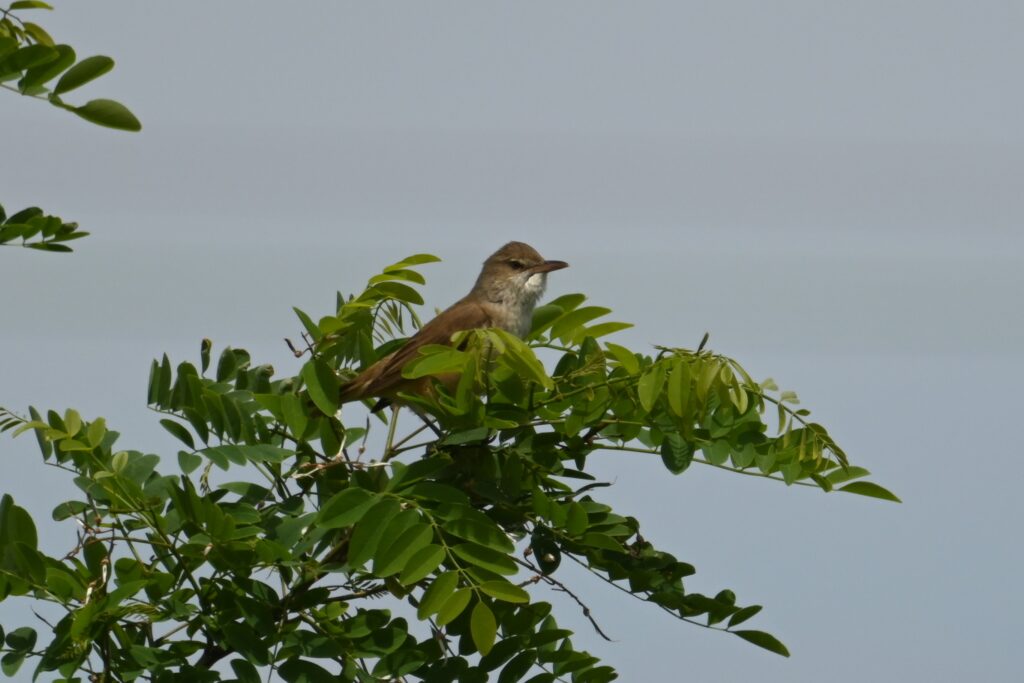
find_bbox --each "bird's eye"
[509,260,526,271]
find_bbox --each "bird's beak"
[530,259,569,274]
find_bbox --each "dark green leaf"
[71,98,142,132]
[443,518,514,553]
[18,43,73,89]
[317,487,377,529]
[451,543,517,576]
[660,432,693,474]
[159,419,194,450]
[733,629,790,657]
[301,358,340,415]
[53,55,113,94]
[0,44,56,73]
[373,523,433,577]
[727,604,762,627]
[838,481,901,503]
[348,498,402,567]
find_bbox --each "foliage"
[0,255,898,681]
[2,2,140,255]
[0,202,87,252]
[1,1,140,131]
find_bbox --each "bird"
[338,241,568,411]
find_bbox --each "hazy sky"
[3,2,1022,681]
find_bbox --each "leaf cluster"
[0,202,87,252]
[1,1,140,130]
[0,254,897,681]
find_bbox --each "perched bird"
[339,241,568,410]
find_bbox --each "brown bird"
[339,241,568,410]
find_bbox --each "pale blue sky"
[3,2,1022,681]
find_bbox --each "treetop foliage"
[0,253,898,682]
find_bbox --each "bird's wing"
[340,299,493,401]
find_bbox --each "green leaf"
[450,543,517,576]
[399,544,445,585]
[53,55,114,94]
[825,465,870,485]
[637,362,666,413]
[18,43,72,89]
[470,601,497,655]
[417,571,459,619]
[838,481,901,503]
[301,358,340,415]
[373,523,433,577]
[3,626,37,652]
[1,653,24,677]
[317,487,377,529]
[9,1,54,9]
[200,338,212,374]
[550,306,611,343]
[479,580,530,603]
[348,498,402,567]
[564,502,588,536]
[281,393,309,439]
[727,604,762,627]
[177,450,201,474]
[733,629,790,657]
[71,98,142,132]
[159,419,195,450]
[402,345,468,379]
[604,342,639,374]
[660,432,693,474]
[387,253,441,269]
[372,281,424,305]
[0,44,56,73]
[436,587,472,626]
[667,358,691,417]
[443,518,515,554]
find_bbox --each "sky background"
[3,1,1023,680]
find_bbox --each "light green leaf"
[417,571,459,619]
[470,601,497,655]
[637,362,666,413]
[479,580,530,603]
[402,345,467,379]
[667,358,691,417]
[436,587,472,626]
[604,342,639,374]
[399,544,445,585]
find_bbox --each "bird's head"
[473,241,569,307]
